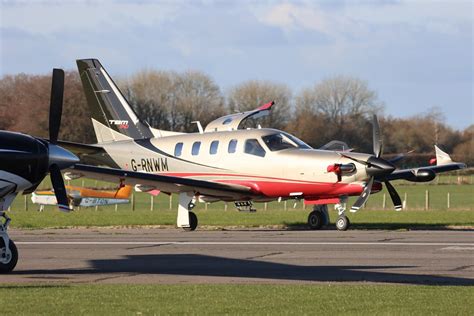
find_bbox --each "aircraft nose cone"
[366,156,396,177]
[48,144,79,169]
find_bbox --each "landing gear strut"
[177,193,198,231]
[335,196,350,231]
[0,212,17,273]
[307,205,330,230]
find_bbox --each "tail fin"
[76,59,154,143]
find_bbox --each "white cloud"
[1,1,182,36]
[254,1,472,38]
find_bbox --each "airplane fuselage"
[96,128,375,201]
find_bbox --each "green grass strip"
[7,209,474,230]
[0,284,472,315]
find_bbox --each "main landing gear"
[306,196,351,231]
[307,205,330,230]
[177,193,198,231]
[183,211,198,232]
[0,212,18,273]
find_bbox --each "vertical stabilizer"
[76,59,154,143]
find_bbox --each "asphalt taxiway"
[3,228,474,285]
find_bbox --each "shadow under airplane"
[14,254,474,286]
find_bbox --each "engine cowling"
[327,163,356,182]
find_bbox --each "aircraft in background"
[60,59,466,233]
[0,69,79,273]
[31,185,132,210]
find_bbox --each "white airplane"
[60,59,465,232]
[31,184,132,209]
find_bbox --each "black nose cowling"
[366,156,396,178]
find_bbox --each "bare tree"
[290,76,382,151]
[60,71,95,143]
[296,75,384,126]
[124,69,225,133]
[0,73,50,137]
[453,125,473,166]
[123,70,176,130]
[227,80,292,130]
[0,72,94,143]
[173,70,225,132]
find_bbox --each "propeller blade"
[49,68,65,144]
[384,181,403,211]
[339,153,369,165]
[372,114,382,157]
[387,150,415,165]
[49,163,71,212]
[350,177,374,213]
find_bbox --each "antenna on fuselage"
[191,121,204,134]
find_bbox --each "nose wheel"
[336,215,350,231]
[0,239,18,273]
[0,212,17,273]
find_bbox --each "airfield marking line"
[15,241,474,246]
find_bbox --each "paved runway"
[3,228,474,285]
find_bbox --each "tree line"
[0,70,472,167]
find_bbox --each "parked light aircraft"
[31,185,132,209]
[60,59,466,233]
[0,69,79,272]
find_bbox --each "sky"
[1,0,473,129]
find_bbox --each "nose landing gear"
[335,196,351,231]
[0,212,17,273]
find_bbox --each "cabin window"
[174,142,183,157]
[262,133,311,151]
[244,139,266,157]
[228,139,238,153]
[192,141,201,156]
[210,140,219,155]
[223,118,233,125]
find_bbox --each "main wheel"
[0,239,18,273]
[307,210,324,230]
[336,216,350,231]
[183,211,198,232]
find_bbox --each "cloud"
[0,1,182,36]
[254,1,471,38]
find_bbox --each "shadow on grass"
[283,222,474,231]
[12,254,474,286]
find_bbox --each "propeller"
[344,115,402,212]
[46,69,79,211]
[387,150,415,165]
[49,68,64,144]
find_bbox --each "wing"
[68,164,256,201]
[384,146,466,182]
[385,163,466,182]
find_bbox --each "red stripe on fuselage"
[160,172,375,199]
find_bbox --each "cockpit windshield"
[262,132,312,151]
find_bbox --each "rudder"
[76,59,154,143]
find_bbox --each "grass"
[6,177,473,229]
[7,207,474,230]
[0,284,472,315]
